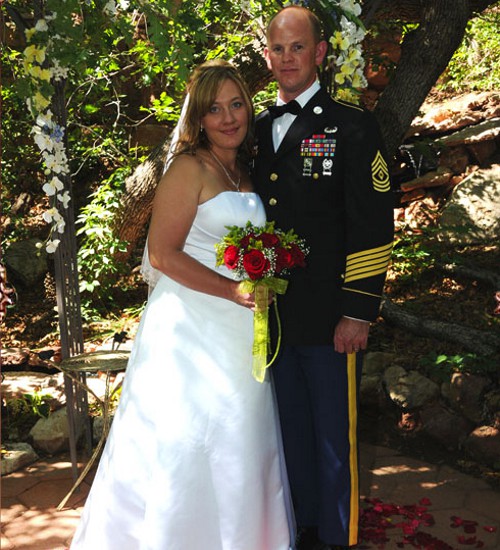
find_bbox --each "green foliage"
[253,81,279,113]
[420,351,498,382]
[76,167,131,313]
[390,233,433,279]
[22,390,52,418]
[2,389,52,441]
[438,7,500,92]
[1,50,43,241]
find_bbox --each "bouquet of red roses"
[215,221,309,382]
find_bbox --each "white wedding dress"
[71,192,293,550]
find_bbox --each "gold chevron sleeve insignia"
[371,150,390,192]
[344,242,393,283]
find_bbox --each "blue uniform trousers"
[272,345,362,547]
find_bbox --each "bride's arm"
[147,155,254,309]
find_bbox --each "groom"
[253,6,394,550]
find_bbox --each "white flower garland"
[23,14,71,254]
[328,0,367,103]
[288,0,366,102]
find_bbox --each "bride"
[70,60,293,550]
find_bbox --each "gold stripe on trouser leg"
[347,351,359,546]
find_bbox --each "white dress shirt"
[272,80,321,151]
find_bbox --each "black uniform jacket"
[253,88,394,345]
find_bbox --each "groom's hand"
[333,316,369,354]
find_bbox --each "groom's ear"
[315,40,328,66]
[264,47,273,71]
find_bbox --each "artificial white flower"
[42,176,65,196]
[46,239,61,254]
[57,191,71,208]
[50,59,69,81]
[56,217,66,233]
[34,131,54,152]
[43,207,59,223]
[35,19,49,32]
[104,0,117,15]
[43,152,67,174]
[36,110,54,128]
[339,0,362,16]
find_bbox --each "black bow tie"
[268,100,302,120]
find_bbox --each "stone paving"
[1,442,499,549]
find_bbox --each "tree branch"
[381,299,500,356]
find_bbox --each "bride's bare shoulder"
[167,152,204,173]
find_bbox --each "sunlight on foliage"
[438,7,500,92]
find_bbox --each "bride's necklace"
[208,149,241,191]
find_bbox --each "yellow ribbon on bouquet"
[239,277,289,383]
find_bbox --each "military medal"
[325,126,338,134]
[303,157,313,177]
[322,158,333,176]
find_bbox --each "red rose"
[240,233,255,248]
[223,245,239,270]
[275,247,292,273]
[289,243,306,268]
[242,249,270,280]
[258,232,280,247]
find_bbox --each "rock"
[437,117,500,148]
[3,238,47,286]
[420,402,474,450]
[1,371,65,407]
[485,390,500,415]
[408,92,500,136]
[29,407,70,454]
[403,196,440,229]
[400,188,426,204]
[1,442,39,475]
[0,348,30,369]
[464,425,500,469]
[92,414,115,444]
[400,166,453,192]
[362,351,396,375]
[360,374,387,409]
[447,373,491,424]
[438,145,470,175]
[437,162,500,244]
[468,139,498,165]
[383,366,440,410]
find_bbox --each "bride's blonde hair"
[172,60,255,162]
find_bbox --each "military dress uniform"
[253,85,394,548]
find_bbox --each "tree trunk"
[374,0,470,160]
[364,0,496,23]
[381,299,500,356]
[114,139,171,261]
[436,263,500,289]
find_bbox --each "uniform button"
[312,173,319,180]
[270,173,278,182]
[269,198,277,206]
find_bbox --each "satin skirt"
[70,273,293,550]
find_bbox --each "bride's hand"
[228,282,274,311]
[227,281,255,310]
